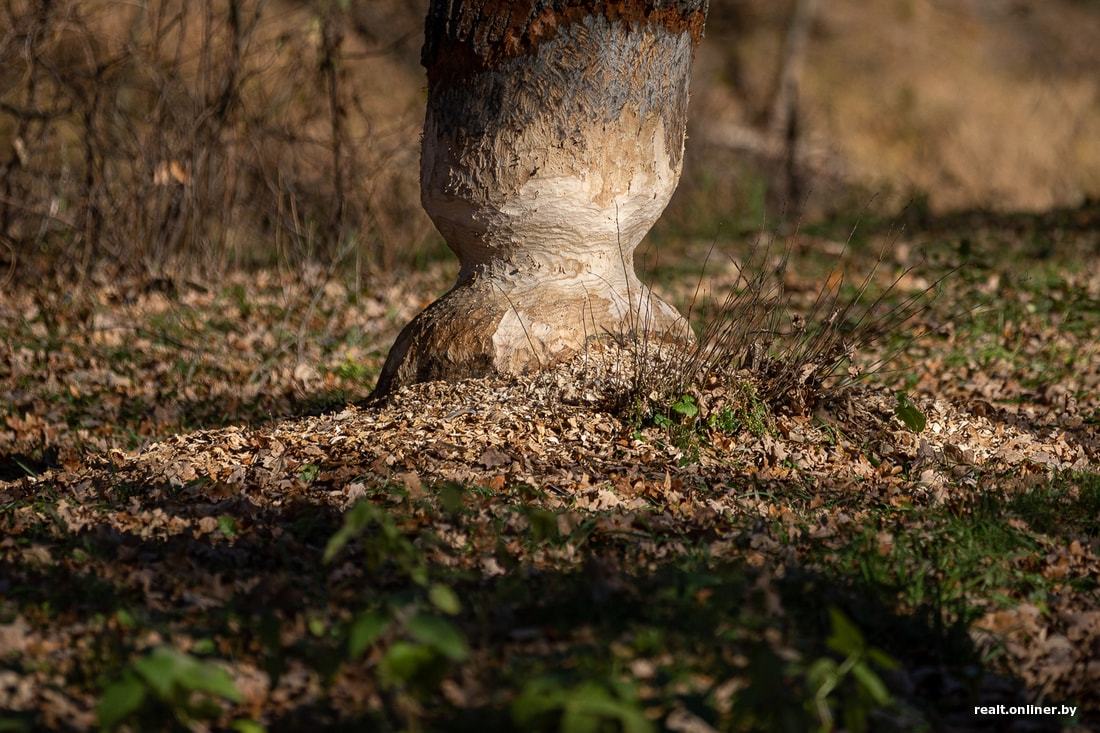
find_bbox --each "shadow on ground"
[2,471,1088,732]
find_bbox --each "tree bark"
[373,0,709,396]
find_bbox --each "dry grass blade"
[601,221,947,420]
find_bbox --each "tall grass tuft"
[607,226,947,422]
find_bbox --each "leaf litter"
[1,211,1099,729]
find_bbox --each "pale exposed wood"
[374,1,708,396]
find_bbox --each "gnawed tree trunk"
[373,0,709,396]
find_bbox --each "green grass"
[1008,471,1100,539]
[817,473,1100,633]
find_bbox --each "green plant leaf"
[378,641,436,687]
[513,679,652,733]
[825,608,865,657]
[172,658,242,703]
[133,648,241,703]
[563,683,653,733]
[132,647,185,699]
[405,614,468,661]
[348,611,389,658]
[97,674,146,730]
[428,584,462,615]
[217,515,238,538]
[231,720,266,733]
[114,609,136,629]
[298,463,319,483]
[560,708,602,733]
[867,648,900,671]
[512,678,569,724]
[851,661,891,705]
[307,616,327,637]
[670,394,698,419]
[806,657,839,693]
[409,564,430,587]
[894,392,926,433]
[323,501,379,563]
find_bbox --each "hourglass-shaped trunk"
[373,0,709,396]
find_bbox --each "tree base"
[372,270,691,397]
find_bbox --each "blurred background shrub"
[1,0,1097,282]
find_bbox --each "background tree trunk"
[373,0,709,396]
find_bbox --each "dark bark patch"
[424,0,708,83]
